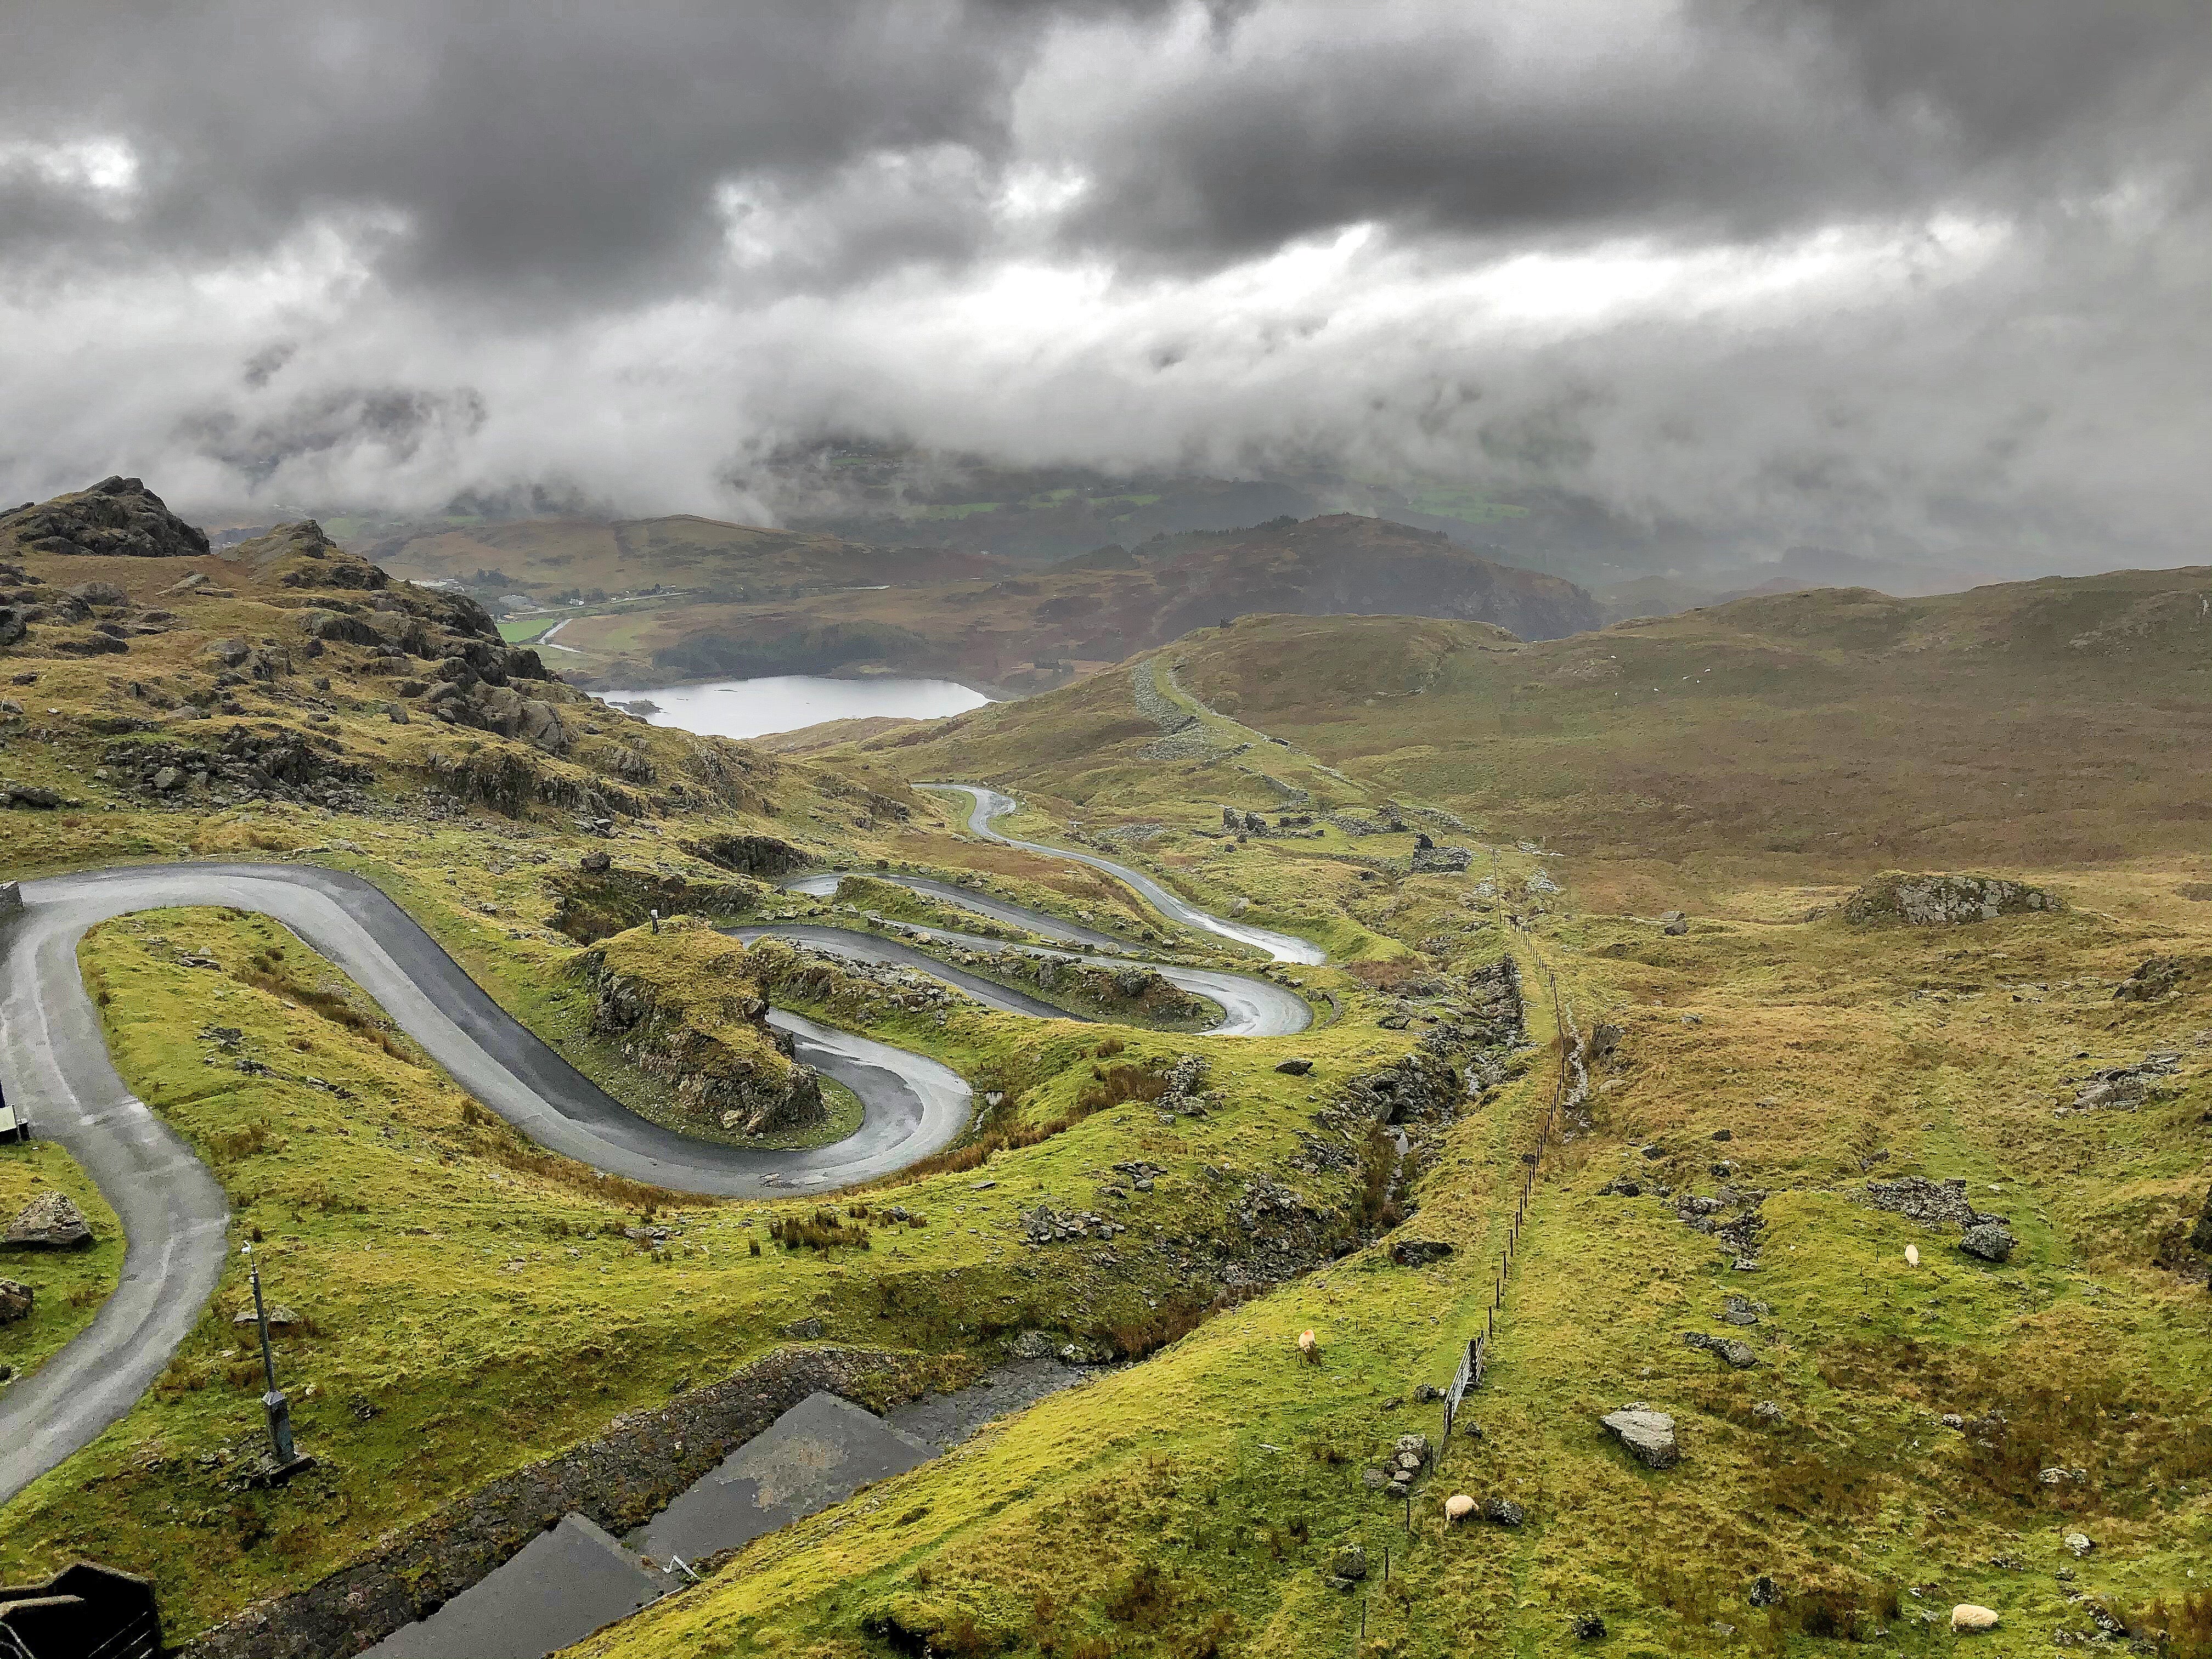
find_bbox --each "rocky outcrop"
[681,833,808,878]
[1842,872,2061,926]
[0,1278,32,1323]
[0,476,210,560]
[3,1192,94,1250]
[575,923,823,1137]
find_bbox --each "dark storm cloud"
[0,1,1167,301]
[1037,0,2212,265]
[1,0,2209,572]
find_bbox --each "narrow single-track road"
[918,783,1329,965]
[0,864,969,1505]
[1,786,1324,1505]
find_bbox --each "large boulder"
[1960,1223,2017,1262]
[1600,1405,1679,1469]
[1843,872,2059,926]
[3,1191,94,1250]
[1389,1238,1454,1268]
[0,476,210,559]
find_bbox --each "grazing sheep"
[1904,1244,1920,1267]
[1297,1329,1321,1364]
[1444,1493,1476,1524]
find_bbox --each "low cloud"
[1,0,2207,573]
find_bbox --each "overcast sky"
[3,0,2209,569]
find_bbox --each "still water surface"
[600,674,990,740]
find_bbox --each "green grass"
[0,906,1419,1641]
[0,1142,126,1386]
[496,615,565,643]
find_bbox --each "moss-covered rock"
[1842,871,2061,925]
[573,920,822,1137]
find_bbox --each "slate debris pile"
[106,724,374,810]
[1859,1175,2010,1234]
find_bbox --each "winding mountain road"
[0,793,1323,1506]
[0,864,970,1504]
[918,784,1329,966]
[736,914,1311,1037]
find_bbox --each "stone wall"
[183,1345,925,1659]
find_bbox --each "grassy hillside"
[582,886,2212,1659]
[852,572,2212,912]
[7,479,2210,1658]
[560,567,2212,1659]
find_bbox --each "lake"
[598,674,991,740]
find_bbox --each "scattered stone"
[1412,1383,1442,1403]
[1950,1604,2001,1634]
[1940,1413,1965,1430]
[1960,1223,2016,1262]
[1570,1612,1606,1640]
[782,1316,826,1340]
[1058,1338,1111,1366]
[1718,1295,1765,1327]
[2063,1532,2095,1558]
[2,1192,94,1250]
[1660,910,1689,935]
[1683,1331,1758,1369]
[1751,1400,1784,1428]
[2110,953,2208,1001]
[1484,1497,1525,1527]
[1747,1576,1779,1609]
[232,1303,299,1329]
[0,1278,32,1324]
[1598,1177,1643,1197]
[1361,1466,1391,1492]
[1008,1329,1055,1361]
[1600,1405,1679,1469]
[2063,1050,2183,1113]
[1274,1057,1314,1075]
[579,850,612,874]
[1333,1545,1368,1582]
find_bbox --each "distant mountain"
[363,513,1002,603]
[1594,544,1994,622]
[597,511,1601,690]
